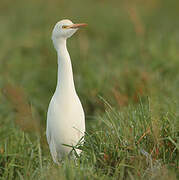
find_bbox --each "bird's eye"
[62,25,68,29]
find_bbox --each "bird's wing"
[46,126,59,164]
[46,125,51,145]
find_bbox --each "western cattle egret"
[46,19,87,164]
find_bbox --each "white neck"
[55,38,76,95]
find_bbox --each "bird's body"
[46,19,87,164]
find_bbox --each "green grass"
[0,0,179,179]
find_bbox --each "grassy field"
[0,0,179,179]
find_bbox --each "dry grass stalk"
[112,88,129,107]
[137,128,150,144]
[3,83,40,133]
[126,3,145,36]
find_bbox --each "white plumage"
[46,19,87,164]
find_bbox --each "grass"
[0,0,179,179]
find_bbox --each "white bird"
[46,19,87,164]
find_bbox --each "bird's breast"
[47,91,85,146]
[47,91,85,129]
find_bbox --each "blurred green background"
[0,0,178,179]
[1,0,179,117]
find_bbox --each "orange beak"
[67,23,87,29]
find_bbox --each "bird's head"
[52,19,87,49]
